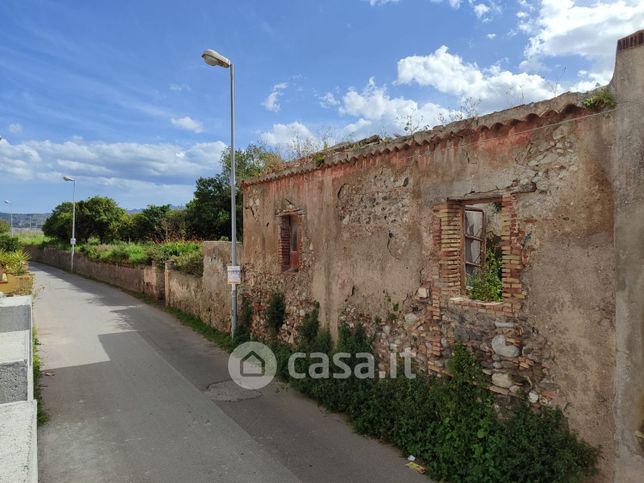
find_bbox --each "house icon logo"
[240,351,265,377]
[228,341,277,390]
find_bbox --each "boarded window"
[464,208,485,276]
[280,214,301,272]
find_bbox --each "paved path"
[33,263,426,483]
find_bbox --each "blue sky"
[1,0,643,212]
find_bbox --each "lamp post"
[3,200,12,236]
[201,48,239,337]
[63,176,76,272]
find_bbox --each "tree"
[220,143,283,184]
[42,202,74,241]
[44,196,127,243]
[0,219,10,234]
[160,208,188,241]
[185,175,237,240]
[131,204,172,242]
[186,144,282,240]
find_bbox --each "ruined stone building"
[241,31,644,480]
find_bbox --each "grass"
[32,328,48,425]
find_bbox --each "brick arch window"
[279,214,301,272]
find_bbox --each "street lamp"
[63,176,76,272]
[3,200,12,236]
[201,48,239,338]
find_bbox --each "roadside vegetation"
[146,292,599,483]
[32,329,48,425]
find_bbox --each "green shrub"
[172,250,204,276]
[0,234,20,252]
[265,292,286,336]
[467,249,503,302]
[266,323,598,482]
[157,294,599,482]
[299,303,320,349]
[582,88,616,111]
[0,249,29,275]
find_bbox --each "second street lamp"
[201,48,239,338]
[63,176,77,272]
[3,200,12,236]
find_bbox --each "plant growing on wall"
[467,248,503,302]
[265,292,286,336]
[582,88,616,111]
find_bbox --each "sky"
[1,0,643,213]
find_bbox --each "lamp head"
[202,49,231,68]
[63,176,75,182]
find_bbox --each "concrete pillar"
[611,29,644,482]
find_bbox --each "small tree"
[44,196,127,243]
[0,219,11,234]
[185,175,236,241]
[132,204,172,242]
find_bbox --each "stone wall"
[163,241,242,333]
[26,246,165,300]
[239,34,644,480]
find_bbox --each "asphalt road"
[33,262,427,483]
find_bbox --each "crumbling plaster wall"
[243,100,617,472]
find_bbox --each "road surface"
[33,262,426,483]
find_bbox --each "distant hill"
[0,212,49,230]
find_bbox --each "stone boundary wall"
[25,246,165,300]
[25,243,237,332]
[164,241,242,333]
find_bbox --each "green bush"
[0,234,20,252]
[582,88,616,111]
[265,292,286,336]
[172,250,204,276]
[0,249,29,275]
[147,241,201,267]
[299,303,320,349]
[467,248,503,302]
[263,319,598,482]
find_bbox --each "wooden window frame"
[279,213,301,273]
[463,207,486,275]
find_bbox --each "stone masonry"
[241,32,644,481]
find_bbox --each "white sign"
[227,265,241,285]
[70,238,76,246]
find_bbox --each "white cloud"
[8,123,23,134]
[169,83,190,92]
[522,0,644,80]
[339,77,451,136]
[473,3,490,19]
[319,91,340,108]
[396,46,553,111]
[262,82,289,112]
[0,137,226,185]
[260,122,319,149]
[367,0,400,6]
[486,33,497,39]
[171,116,203,133]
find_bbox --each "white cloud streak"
[170,116,204,133]
[262,82,289,112]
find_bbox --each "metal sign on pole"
[227,265,241,285]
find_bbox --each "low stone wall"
[164,241,241,333]
[25,246,165,300]
[26,243,237,332]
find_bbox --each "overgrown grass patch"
[32,329,48,425]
